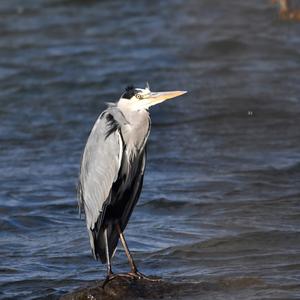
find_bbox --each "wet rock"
[60,276,193,300]
[60,275,267,300]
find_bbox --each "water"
[0,0,300,299]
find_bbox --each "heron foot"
[127,270,161,282]
[102,272,139,288]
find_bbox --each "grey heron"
[77,84,186,283]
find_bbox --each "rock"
[60,276,194,300]
[60,275,266,299]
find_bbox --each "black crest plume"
[122,85,136,99]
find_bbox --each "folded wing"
[77,108,124,258]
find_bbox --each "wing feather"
[78,109,124,256]
[78,106,150,262]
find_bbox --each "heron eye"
[136,94,143,100]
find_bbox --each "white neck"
[116,98,150,156]
[117,98,149,112]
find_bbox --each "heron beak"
[147,90,187,107]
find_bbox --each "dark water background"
[1,0,300,299]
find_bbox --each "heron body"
[78,85,186,281]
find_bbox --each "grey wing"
[93,148,146,263]
[77,111,123,257]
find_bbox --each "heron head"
[119,83,187,110]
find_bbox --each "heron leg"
[116,223,161,282]
[102,227,137,288]
[102,227,117,287]
[104,227,113,276]
[116,223,137,273]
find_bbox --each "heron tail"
[92,222,119,264]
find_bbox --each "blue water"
[0,0,300,299]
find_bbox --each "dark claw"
[127,270,161,282]
[102,272,140,288]
[102,273,116,288]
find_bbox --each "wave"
[150,230,300,258]
[235,161,300,177]
[0,215,62,233]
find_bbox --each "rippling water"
[1,0,300,299]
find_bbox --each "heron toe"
[127,270,161,282]
[102,272,142,288]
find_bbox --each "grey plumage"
[77,85,186,276]
[78,104,150,263]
